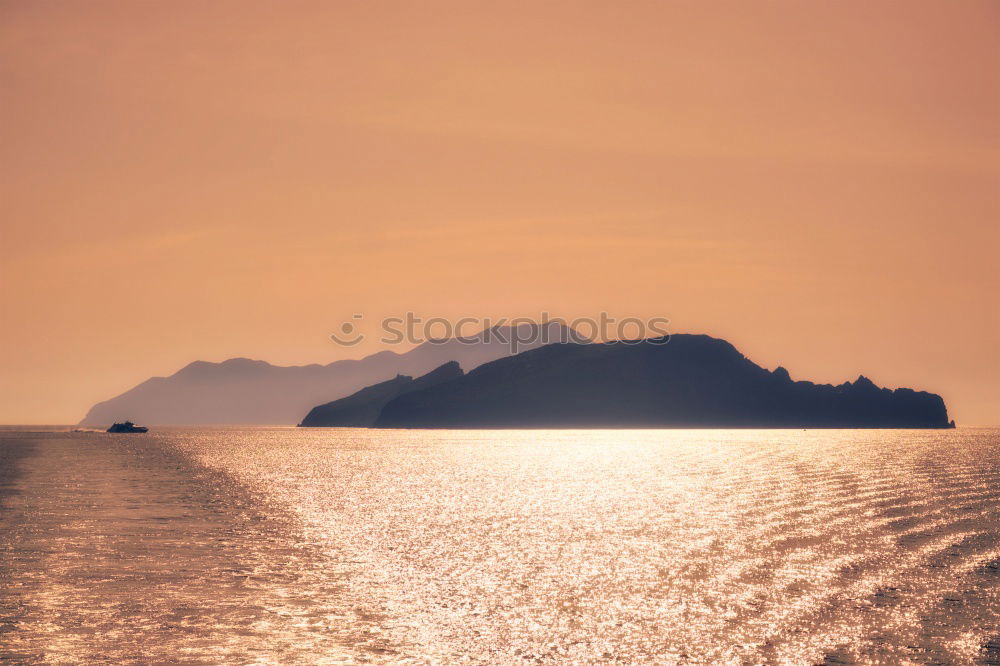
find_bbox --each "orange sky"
[1,0,998,424]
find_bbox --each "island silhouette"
[80,322,577,426]
[84,324,953,429]
[301,334,953,429]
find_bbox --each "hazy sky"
[1,1,997,424]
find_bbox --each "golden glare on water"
[2,427,1000,663]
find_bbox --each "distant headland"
[79,322,575,426]
[81,325,953,429]
[302,334,954,429]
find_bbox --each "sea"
[1,426,998,664]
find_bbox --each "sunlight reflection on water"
[3,427,1000,663]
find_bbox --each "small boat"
[107,421,149,433]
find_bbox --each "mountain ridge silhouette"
[368,334,953,429]
[80,322,577,425]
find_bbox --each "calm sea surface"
[2,427,999,664]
